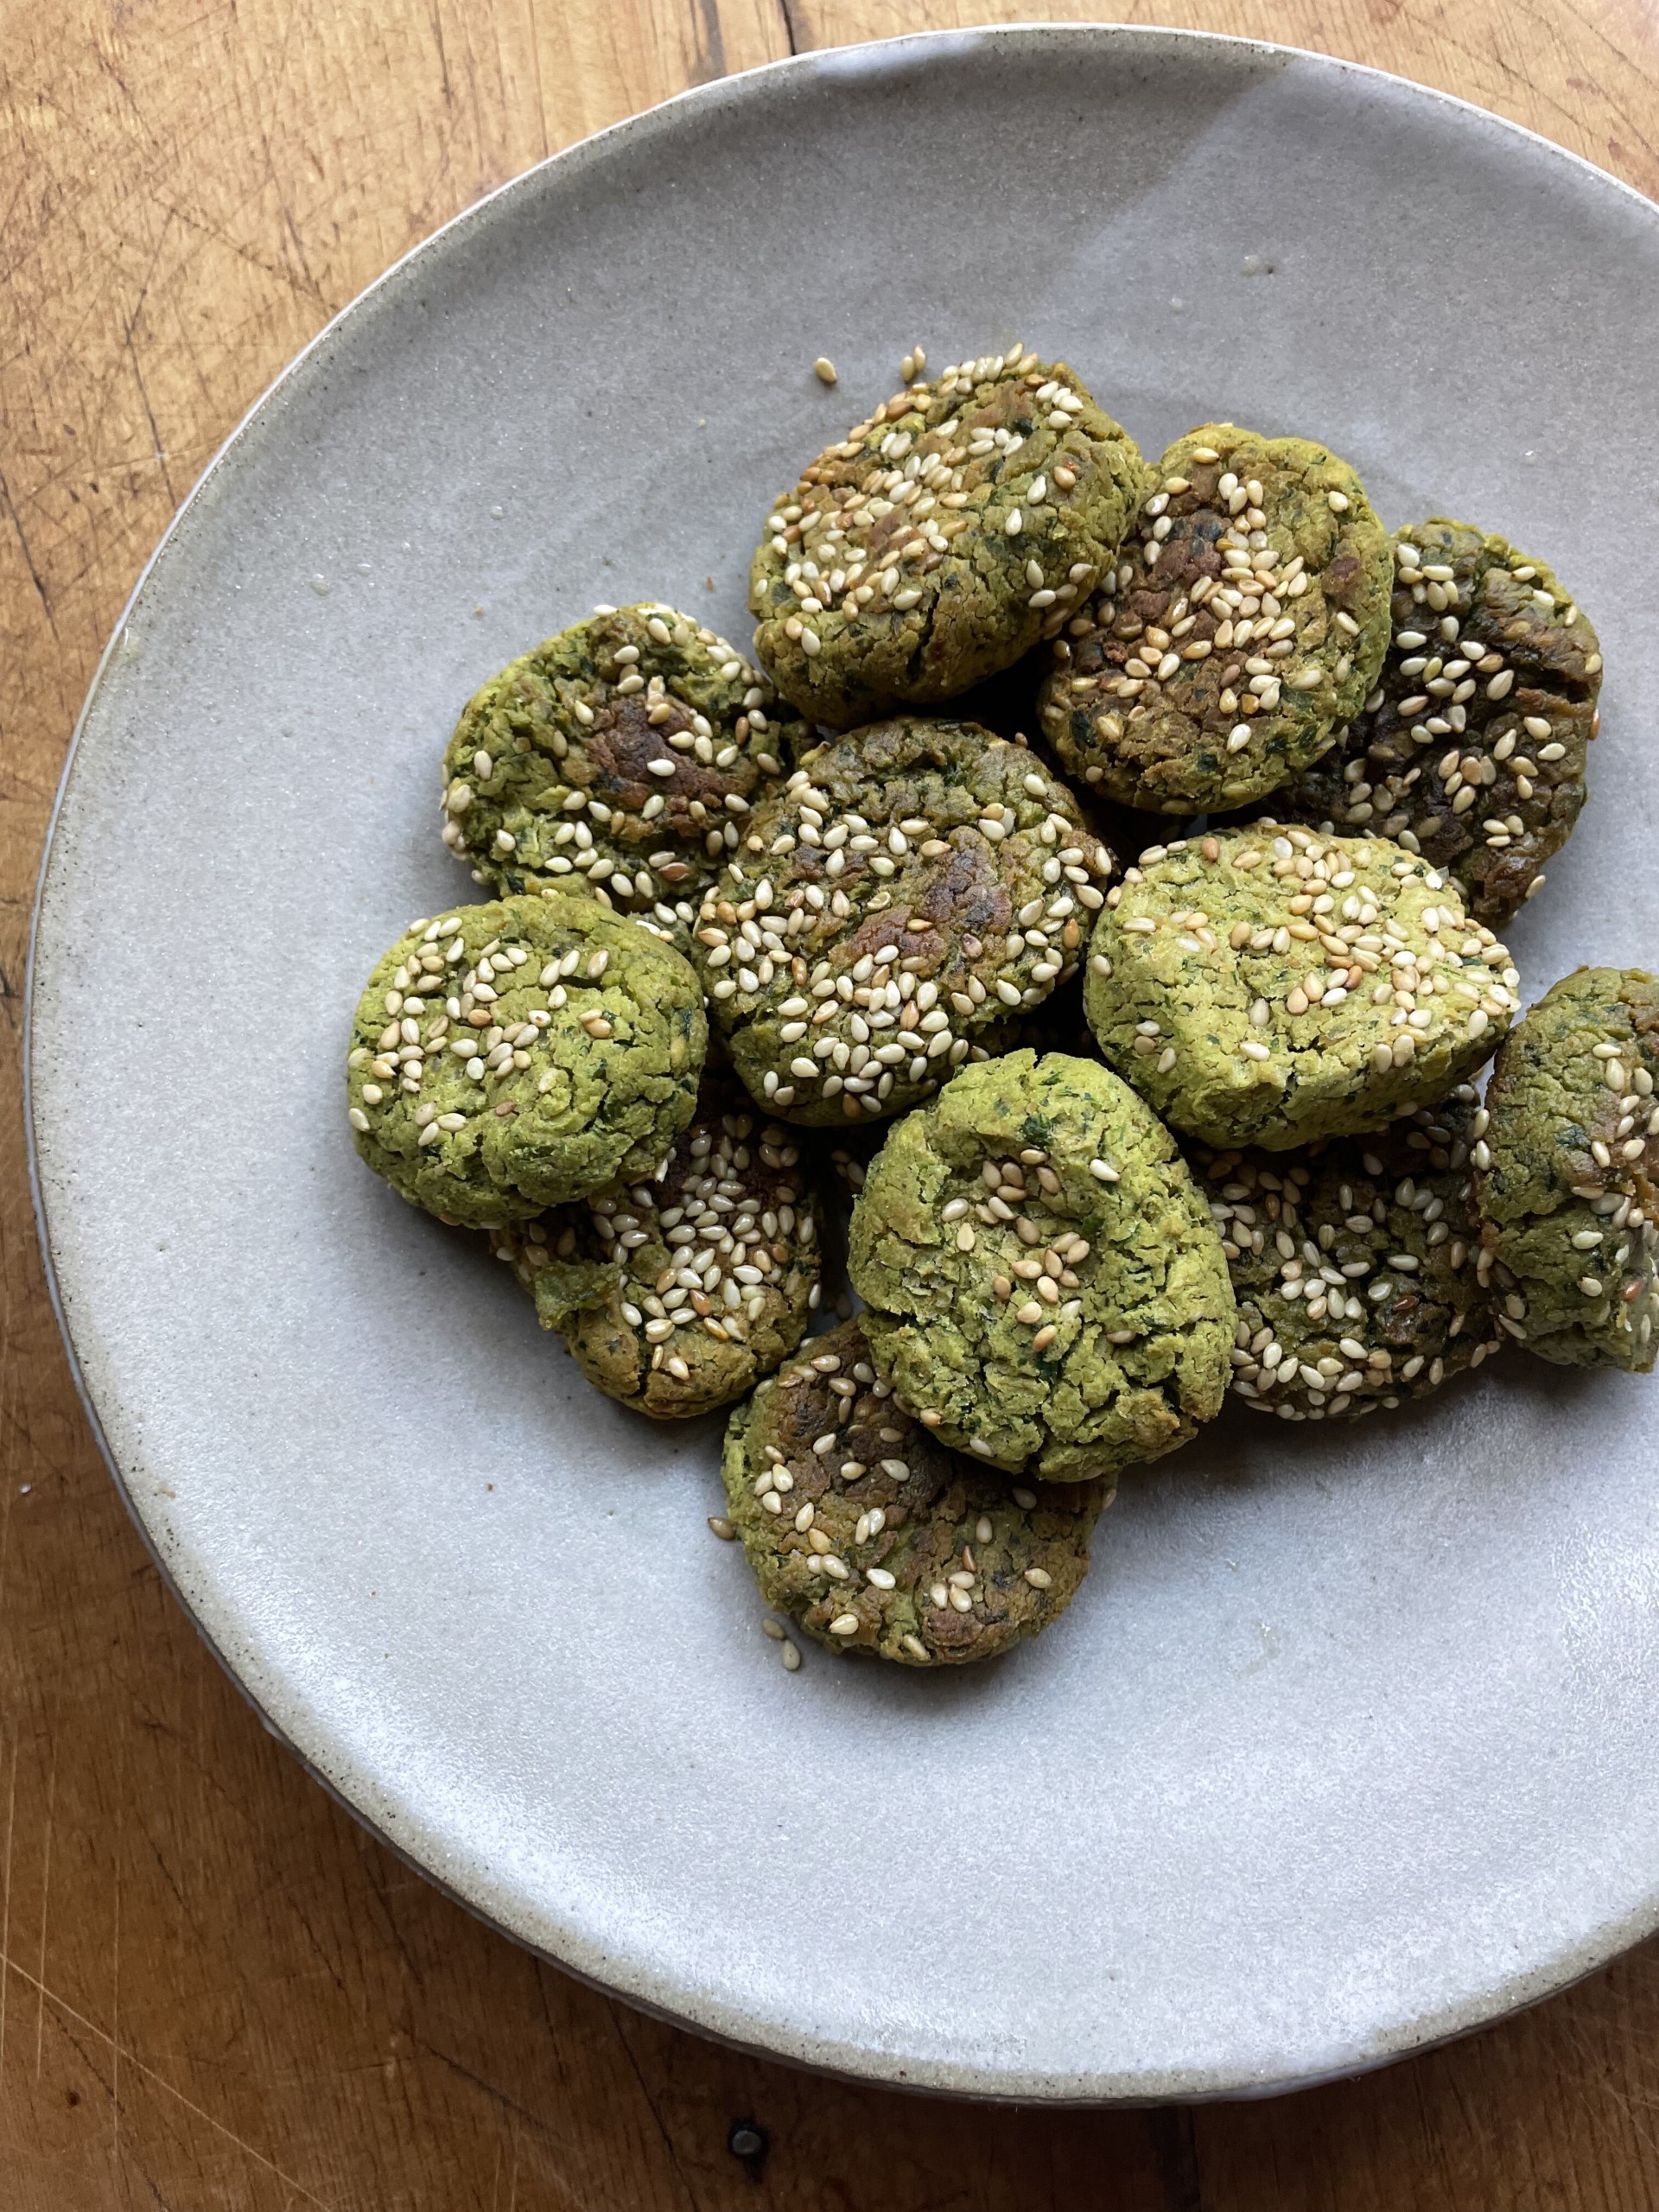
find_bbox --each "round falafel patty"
[442,603,802,944]
[1477,968,1659,1370]
[1197,1088,1502,1421]
[345,892,706,1225]
[749,346,1147,726]
[1084,825,1519,1149]
[721,1318,1106,1665]
[849,1052,1235,1483]
[1037,424,1393,814]
[689,717,1114,1126]
[488,1074,823,1419]
[1269,520,1602,928]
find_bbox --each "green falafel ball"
[689,717,1114,1127]
[750,346,1147,727]
[849,1052,1235,1483]
[442,604,803,944]
[1085,825,1520,1150]
[1476,968,1659,1370]
[1037,425,1393,814]
[346,892,705,1226]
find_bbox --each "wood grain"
[3,3,1659,2205]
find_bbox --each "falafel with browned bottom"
[1272,520,1601,926]
[689,717,1114,1125]
[750,346,1147,726]
[490,1073,823,1418]
[442,603,803,945]
[1038,425,1393,814]
[721,1319,1106,1664]
[1196,1088,1503,1421]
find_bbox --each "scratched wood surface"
[4,3,1659,2205]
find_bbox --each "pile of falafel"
[345,344,1652,1670]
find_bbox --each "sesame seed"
[813,357,837,384]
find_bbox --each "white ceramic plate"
[29,28,1659,2101]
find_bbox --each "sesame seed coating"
[849,1052,1235,1482]
[345,892,706,1226]
[687,718,1114,1126]
[1270,520,1602,926]
[749,347,1147,727]
[1037,426,1393,814]
[1085,826,1520,1149]
[1477,968,1659,1370]
[721,1318,1107,1664]
[441,604,804,946]
[1198,1086,1503,1423]
[487,1075,823,1418]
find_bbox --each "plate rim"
[25,20,1659,2103]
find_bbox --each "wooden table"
[4,3,1659,2203]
